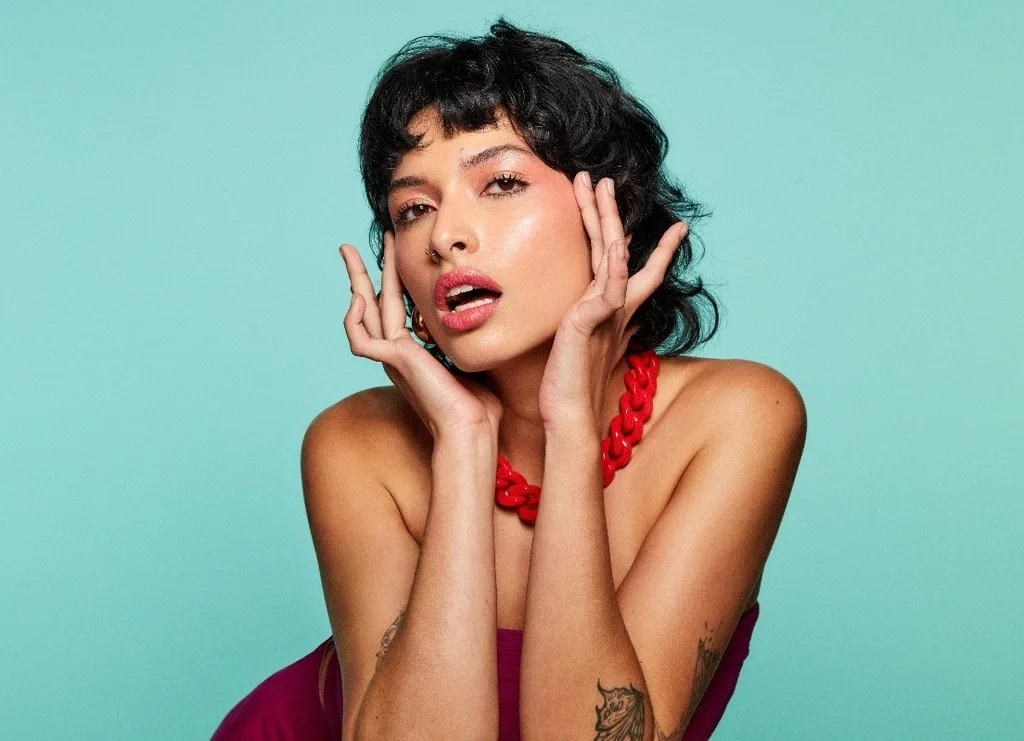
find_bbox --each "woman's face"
[387,106,592,373]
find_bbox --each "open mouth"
[433,268,504,330]
[444,286,503,313]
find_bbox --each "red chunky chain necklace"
[494,347,661,524]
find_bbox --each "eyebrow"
[387,143,535,195]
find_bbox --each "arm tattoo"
[374,609,405,671]
[655,618,726,741]
[594,680,646,740]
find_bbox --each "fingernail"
[607,179,615,196]
[582,171,592,189]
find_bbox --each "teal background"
[2,1,1022,738]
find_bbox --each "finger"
[575,239,628,332]
[625,221,688,315]
[616,323,641,360]
[379,232,410,339]
[339,243,383,338]
[344,292,402,366]
[604,239,629,311]
[343,292,373,356]
[573,171,606,276]
[591,217,612,293]
[596,177,627,259]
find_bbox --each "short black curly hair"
[358,17,720,369]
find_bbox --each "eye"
[485,172,528,196]
[392,173,529,228]
[393,201,430,226]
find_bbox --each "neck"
[479,340,631,481]
[481,340,552,482]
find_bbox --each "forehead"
[396,106,532,171]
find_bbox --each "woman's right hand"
[340,231,503,443]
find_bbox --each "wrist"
[543,410,600,441]
[543,420,601,451]
[433,423,498,460]
[431,428,498,511]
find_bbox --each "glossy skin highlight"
[387,106,594,374]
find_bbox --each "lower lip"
[440,297,501,332]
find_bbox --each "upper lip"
[433,268,504,311]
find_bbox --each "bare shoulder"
[299,387,424,737]
[305,385,427,445]
[659,355,807,442]
[691,357,804,413]
[300,386,431,506]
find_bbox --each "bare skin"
[323,354,763,635]
[320,103,799,740]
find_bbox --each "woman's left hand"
[538,172,688,434]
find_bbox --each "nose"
[428,196,478,261]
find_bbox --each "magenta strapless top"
[211,602,760,741]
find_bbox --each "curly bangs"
[358,17,720,366]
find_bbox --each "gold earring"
[411,307,433,343]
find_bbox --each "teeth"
[452,297,496,312]
[446,285,476,299]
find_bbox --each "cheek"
[536,195,592,280]
[395,252,432,309]
[503,195,593,316]
[508,186,590,264]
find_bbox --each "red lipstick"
[433,268,503,333]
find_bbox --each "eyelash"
[392,172,529,227]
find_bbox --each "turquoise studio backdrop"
[2,1,1021,738]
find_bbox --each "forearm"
[519,427,652,741]
[355,431,499,741]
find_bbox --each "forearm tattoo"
[655,618,725,741]
[594,680,646,740]
[374,609,405,671]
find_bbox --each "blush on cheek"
[393,254,427,304]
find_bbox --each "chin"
[440,327,556,375]
[440,338,513,374]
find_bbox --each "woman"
[213,18,806,741]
